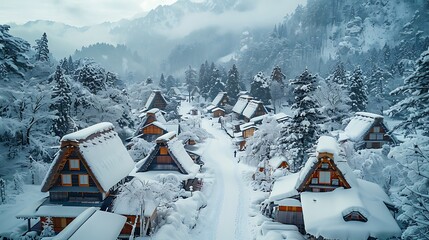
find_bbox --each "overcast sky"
[0,0,305,27]
[0,0,178,26]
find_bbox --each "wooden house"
[167,87,182,99]
[267,136,401,238]
[17,123,135,234]
[143,90,168,111]
[206,92,229,113]
[131,108,169,142]
[132,132,202,191]
[190,108,198,116]
[232,95,253,119]
[45,207,126,239]
[242,100,268,122]
[211,107,225,118]
[235,122,257,151]
[343,112,398,149]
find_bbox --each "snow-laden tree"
[198,61,210,99]
[185,66,197,101]
[278,69,321,172]
[270,81,284,112]
[226,64,240,102]
[74,59,106,94]
[146,77,153,85]
[389,48,429,136]
[67,56,75,74]
[270,65,285,85]
[245,116,283,166]
[388,137,429,240]
[315,75,350,131]
[0,25,32,78]
[367,66,394,114]
[33,32,49,62]
[159,73,166,89]
[166,75,178,90]
[250,72,271,104]
[349,65,367,112]
[50,66,72,137]
[208,77,225,101]
[329,61,347,86]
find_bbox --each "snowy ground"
[191,118,253,240]
[0,184,47,236]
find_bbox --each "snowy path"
[192,118,251,240]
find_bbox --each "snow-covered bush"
[180,118,213,141]
[12,172,25,193]
[128,138,154,161]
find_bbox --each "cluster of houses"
[15,90,205,239]
[204,91,401,239]
[13,88,402,239]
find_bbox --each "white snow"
[61,122,114,142]
[168,138,200,175]
[47,208,126,240]
[156,131,177,142]
[35,205,95,218]
[269,173,300,201]
[316,135,339,158]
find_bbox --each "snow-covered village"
[0,0,428,239]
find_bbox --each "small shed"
[242,100,268,122]
[212,107,225,117]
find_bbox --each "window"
[61,174,72,186]
[321,163,329,169]
[79,175,89,186]
[61,218,67,228]
[369,133,377,140]
[311,178,318,184]
[373,126,380,133]
[376,133,384,140]
[160,147,168,155]
[332,179,339,186]
[69,159,80,170]
[319,171,331,184]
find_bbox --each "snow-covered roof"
[147,121,167,131]
[211,92,227,107]
[206,105,216,112]
[242,100,266,119]
[211,107,225,112]
[239,122,256,132]
[344,112,383,142]
[168,87,182,95]
[48,207,126,240]
[269,173,301,201]
[316,136,340,159]
[250,115,266,124]
[269,156,287,169]
[301,186,401,240]
[167,138,200,175]
[165,123,179,133]
[232,95,252,114]
[16,197,48,219]
[42,123,135,193]
[260,221,305,240]
[156,131,177,142]
[61,122,114,142]
[274,112,290,123]
[37,205,95,218]
[144,90,166,110]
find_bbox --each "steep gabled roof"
[232,95,252,115]
[344,112,393,142]
[242,100,267,119]
[41,122,135,193]
[135,134,199,175]
[144,90,167,110]
[211,92,228,107]
[269,136,356,202]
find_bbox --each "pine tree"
[250,72,271,104]
[0,25,32,78]
[389,48,429,136]
[226,64,240,102]
[159,73,166,89]
[185,66,197,101]
[40,217,55,237]
[67,56,74,73]
[330,61,347,86]
[209,77,225,100]
[349,66,367,112]
[34,32,49,62]
[198,61,211,100]
[270,65,285,84]
[278,69,321,171]
[60,57,69,74]
[166,75,177,90]
[50,66,71,137]
[106,72,118,87]
[75,61,106,94]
